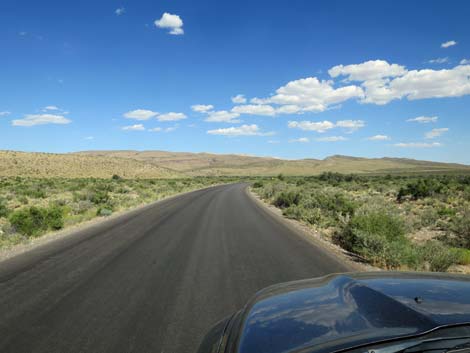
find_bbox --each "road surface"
[0,183,350,353]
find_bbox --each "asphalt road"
[0,183,350,353]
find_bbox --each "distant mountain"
[1,149,469,178]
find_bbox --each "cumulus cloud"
[407,116,438,123]
[428,57,449,64]
[367,134,391,141]
[204,110,241,123]
[461,59,470,65]
[287,119,365,133]
[207,124,273,136]
[12,114,71,127]
[0,111,11,117]
[289,137,309,143]
[336,119,365,132]
[288,120,335,133]
[231,104,277,116]
[122,124,145,131]
[191,104,214,113]
[329,60,407,82]
[155,13,184,35]
[441,40,457,48]
[231,94,247,104]
[264,77,364,112]
[425,128,449,139]
[115,7,125,16]
[316,136,347,142]
[394,142,442,148]
[157,112,187,121]
[124,109,159,120]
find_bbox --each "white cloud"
[231,104,277,116]
[425,127,449,139]
[407,116,438,123]
[316,136,347,142]
[157,112,187,121]
[460,59,470,65]
[204,110,241,123]
[207,124,272,136]
[155,13,184,35]
[0,111,11,117]
[149,127,162,132]
[254,77,364,113]
[124,109,159,120]
[428,57,449,64]
[275,105,302,114]
[12,114,71,127]
[441,40,457,48]
[288,120,335,133]
[367,134,391,141]
[231,94,247,104]
[394,142,442,148]
[289,137,309,143]
[122,124,145,131]
[115,7,125,16]
[191,104,214,113]
[329,60,407,81]
[336,119,365,132]
[42,105,60,111]
[328,60,470,105]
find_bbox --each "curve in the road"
[0,183,351,353]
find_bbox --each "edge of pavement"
[244,185,377,273]
[0,183,229,265]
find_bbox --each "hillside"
[74,150,470,176]
[1,150,469,178]
[0,151,181,178]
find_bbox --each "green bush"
[397,178,443,201]
[252,181,264,188]
[448,210,470,248]
[273,190,301,208]
[0,198,9,218]
[418,241,459,272]
[333,205,407,268]
[45,205,65,230]
[9,207,48,237]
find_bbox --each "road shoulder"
[245,187,376,272]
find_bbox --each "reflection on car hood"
[237,272,470,353]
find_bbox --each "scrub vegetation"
[0,176,235,249]
[252,173,470,272]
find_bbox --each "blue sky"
[1,0,470,163]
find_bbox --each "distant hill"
[74,150,470,176]
[0,150,181,178]
[1,150,469,178]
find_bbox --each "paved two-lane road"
[0,184,350,353]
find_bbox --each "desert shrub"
[397,178,443,201]
[333,204,407,268]
[45,205,65,230]
[418,241,459,272]
[89,190,110,205]
[450,248,470,265]
[252,181,264,188]
[9,207,48,237]
[277,173,285,181]
[0,198,9,218]
[448,210,470,248]
[97,207,113,217]
[273,190,302,208]
[112,174,122,180]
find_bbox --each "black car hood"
[236,272,470,353]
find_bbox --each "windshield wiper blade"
[402,337,470,353]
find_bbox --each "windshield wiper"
[401,337,470,353]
